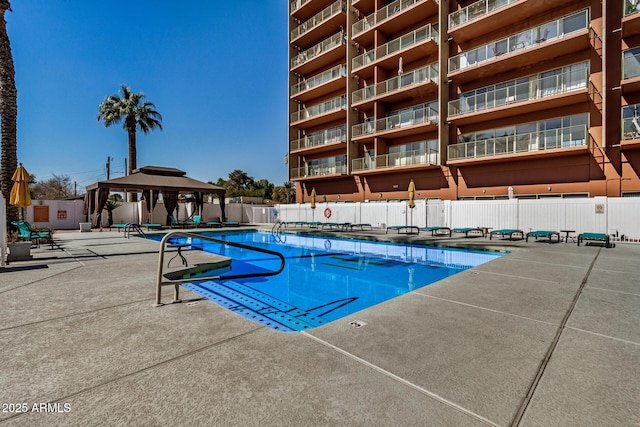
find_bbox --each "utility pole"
[74,181,77,197]
[105,156,113,180]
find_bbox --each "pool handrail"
[154,230,286,306]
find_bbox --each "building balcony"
[448,9,590,84]
[351,105,438,143]
[352,0,439,47]
[448,0,555,43]
[352,23,438,80]
[290,125,347,153]
[621,114,640,150]
[352,0,375,14]
[291,0,336,20]
[448,67,590,125]
[352,147,439,174]
[291,64,347,103]
[352,63,438,111]
[622,0,640,37]
[290,159,348,180]
[290,95,347,128]
[447,124,590,164]
[622,48,640,94]
[291,0,347,48]
[291,32,346,75]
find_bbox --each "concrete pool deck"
[0,227,638,426]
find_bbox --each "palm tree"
[97,85,163,200]
[0,0,18,223]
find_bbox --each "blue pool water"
[151,231,504,332]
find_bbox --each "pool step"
[183,280,325,332]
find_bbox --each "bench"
[577,233,613,248]
[490,229,524,240]
[526,230,560,243]
[386,225,419,234]
[452,227,484,237]
[419,226,451,237]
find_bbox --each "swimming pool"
[151,231,504,332]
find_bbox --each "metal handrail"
[154,231,286,306]
[124,223,146,239]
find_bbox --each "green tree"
[0,0,18,223]
[252,179,274,200]
[97,85,163,200]
[272,182,295,203]
[226,169,254,192]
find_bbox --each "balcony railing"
[352,147,439,171]
[448,67,588,116]
[290,0,311,13]
[447,124,588,161]
[352,106,438,138]
[291,159,348,178]
[352,23,438,70]
[291,64,346,97]
[291,31,346,69]
[622,115,640,139]
[624,0,640,17]
[449,9,589,72]
[623,48,640,79]
[290,95,347,123]
[290,125,347,151]
[291,0,347,41]
[449,0,519,29]
[352,0,425,37]
[352,63,438,104]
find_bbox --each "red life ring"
[324,208,332,218]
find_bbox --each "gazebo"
[85,166,226,226]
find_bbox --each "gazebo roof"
[86,165,225,194]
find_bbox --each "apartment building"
[288,0,640,203]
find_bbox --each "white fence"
[276,197,640,241]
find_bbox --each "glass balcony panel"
[352,24,437,71]
[291,64,346,96]
[449,10,588,73]
[353,0,423,37]
[291,1,347,40]
[448,124,587,160]
[290,95,346,122]
[623,48,640,79]
[291,32,345,69]
[624,0,640,16]
[448,0,518,29]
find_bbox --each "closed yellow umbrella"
[408,179,415,209]
[310,187,316,209]
[9,163,32,209]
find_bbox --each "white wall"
[276,197,640,240]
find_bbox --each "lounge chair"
[110,223,129,232]
[489,229,524,240]
[222,221,240,227]
[577,232,613,248]
[526,230,560,242]
[452,227,484,237]
[169,215,186,228]
[182,215,203,228]
[419,226,451,237]
[386,225,419,234]
[205,221,222,228]
[12,221,53,248]
[346,223,372,231]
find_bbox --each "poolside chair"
[452,227,484,237]
[419,226,451,237]
[205,221,222,228]
[386,225,419,234]
[526,230,560,243]
[577,232,614,248]
[182,215,202,228]
[12,221,53,248]
[222,221,240,227]
[346,223,372,231]
[489,229,524,240]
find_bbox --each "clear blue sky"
[7,0,289,192]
